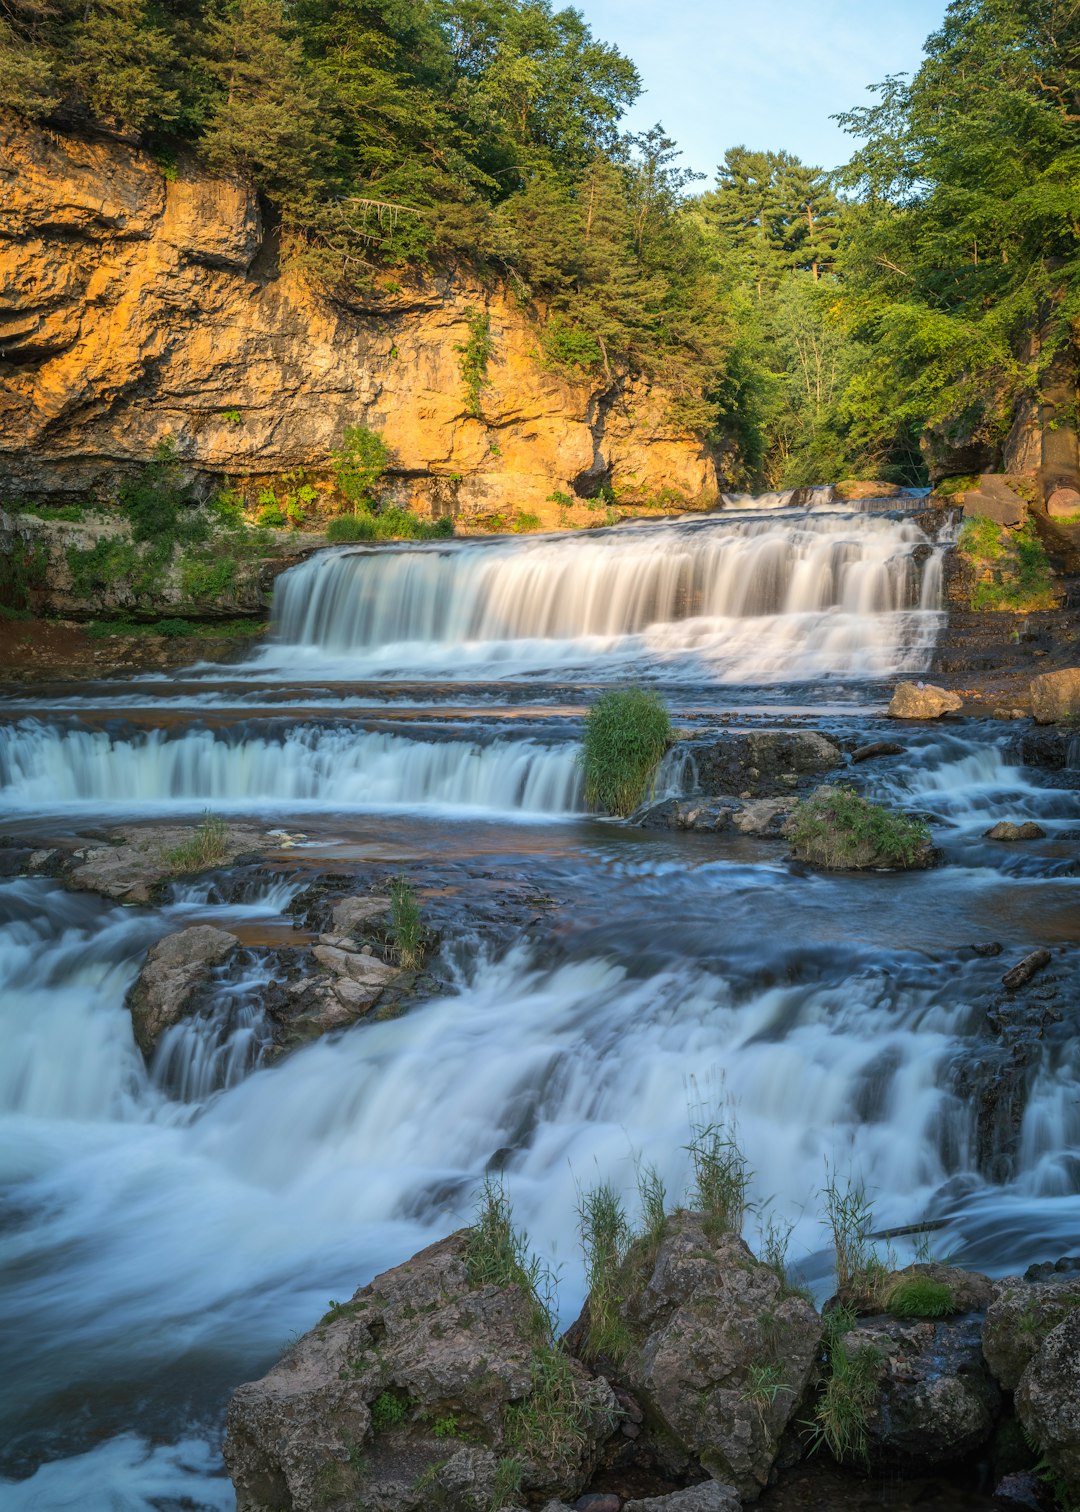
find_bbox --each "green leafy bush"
[326,513,376,542]
[331,425,389,511]
[512,512,542,533]
[256,504,287,528]
[542,322,603,374]
[789,787,930,870]
[154,617,194,638]
[455,308,494,418]
[580,688,671,816]
[179,552,237,601]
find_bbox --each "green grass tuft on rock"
[789,787,930,870]
[167,811,230,872]
[388,876,424,969]
[957,514,1056,611]
[580,687,671,816]
[886,1276,958,1319]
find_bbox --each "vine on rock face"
[456,309,494,420]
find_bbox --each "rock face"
[223,1232,616,1512]
[62,822,268,902]
[624,1486,741,1512]
[1030,668,1080,724]
[571,1215,820,1501]
[127,925,239,1053]
[887,682,964,719]
[1015,1309,1080,1503]
[0,118,719,519]
[842,1313,1001,1468]
[687,731,842,799]
[983,1274,1080,1391]
[961,475,1026,528]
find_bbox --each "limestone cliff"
[0,118,721,519]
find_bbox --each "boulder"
[850,741,904,764]
[984,821,1047,841]
[127,925,239,1054]
[1015,1309,1080,1503]
[331,894,391,938]
[1046,487,1080,519]
[567,1214,820,1501]
[224,1232,617,1512]
[624,1485,741,1512]
[1030,668,1080,724]
[961,475,1025,528]
[634,797,797,837]
[839,1313,1000,1467]
[688,731,842,799]
[887,682,964,719]
[64,821,267,903]
[983,1274,1080,1390]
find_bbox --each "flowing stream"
[1,501,1077,1509]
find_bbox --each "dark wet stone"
[971,942,1003,957]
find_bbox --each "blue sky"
[578,0,948,181]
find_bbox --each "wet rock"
[732,798,799,836]
[887,682,964,719]
[1018,727,1079,769]
[984,821,1047,841]
[624,1485,740,1512]
[992,1471,1049,1510]
[842,1313,1001,1468]
[224,1231,616,1512]
[575,1494,623,1512]
[983,1274,1080,1390]
[1015,1309,1080,1503]
[850,741,905,764]
[1030,667,1080,724]
[1002,949,1052,992]
[63,822,268,903]
[634,797,797,837]
[686,731,842,799]
[331,894,391,937]
[972,942,1003,957]
[567,1213,820,1500]
[127,925,238,1054]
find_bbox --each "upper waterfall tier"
[265,509,945,683]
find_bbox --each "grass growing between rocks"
[576,1180,633,1364]
[167,812,230,872]
[789,787,930,870]
[388,876,425,969]
[580,687,671,816]
[957,514,1057,611]
[687,1110,751,1241]
[325,510,454,543]
[886,1276,957,1319]
[806,1305,881,1467]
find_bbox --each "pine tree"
[60,0,178,132]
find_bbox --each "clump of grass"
[789,787,930,870]
[758,1210,797,1291]
[370,1390,410,1432]
[580,687,671,817]
[742,1362,793,1426]
[512,512,542,533]
[326,513,376,542]
[958,514,1057,611]
[636,1160,668,1256]
[167,811,230,872]
[388,876,424,969]
[820,1164,889,1306]
[464,1177,557,1342]
[886,1275,957,1319]
[576,1180,633,1364]
[503,1344,600,1479]
[806,1305,881,1466]
[935,473,979,498]
[686,1110,751,1241]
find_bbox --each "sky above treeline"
[578,0,947,179]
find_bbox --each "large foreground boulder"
[568,1214,820,1501]
[224,1232,616,1512]
[1015,1309,1080,1504]
[1030,668,1080,724]
[835,1312,1000,1468]
[127,925,239,1053]
[887,682,964,719]
[983,1273,1080,1391]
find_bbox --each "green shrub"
[118,439,203,545]
[256,504,287,527]
[958,514,1056,611]
[789,787,930,870]
[370,1391,410,1432]
[542,321,603,374]
[388,876,424,969]
[886,1276,957,1319]
[331,424,389,511]
[455,307,494,418]
[579,687,671,816]
[326,513,376,542]
[210,488,246,527]
[806,1308,881,1466]
[154,617,194,638]
[0,540,47,609]
[512,512,541,533]
[16,501,86,522]
[167,812,230,872]
[179,552,237,601]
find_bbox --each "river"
[1,498,1078,1509]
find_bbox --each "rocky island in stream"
[4,2,1080,1510]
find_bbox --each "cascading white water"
[264,511,944,681]
[0,720,584,816]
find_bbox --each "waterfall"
[0,720,585,817]
[264,511,945,682]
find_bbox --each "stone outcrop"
[1030,667,1080,724]
[223,1232,616,1512]
[841,1312,1001,1468]
[983,1273,1080,1391]
[567,1215,820,1501]
[0,118,720,520]
[887,682,964,719]
[961,475,1026,528]
[625,1487,741,1512]
[984,821,1046,841]
[685,731,843,799]
[1015,1310,1080,1503]
[61,822,268,902]
[127,924,239,1053]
